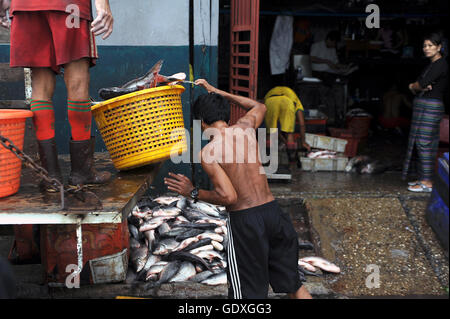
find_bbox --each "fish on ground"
[299,256,341,274]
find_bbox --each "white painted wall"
[93,0,190,46]
[194,0,219,46]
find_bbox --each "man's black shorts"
[226,200,302,299]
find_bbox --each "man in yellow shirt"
[264,87,311,164]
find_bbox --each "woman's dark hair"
[424,32,443,47]
[193,93,230,125]
[424,32,447,57]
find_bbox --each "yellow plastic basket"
[91,85,187,171]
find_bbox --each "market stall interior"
[0,0,449,299]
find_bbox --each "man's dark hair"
[326,30,341,43]
[193,93,230,125]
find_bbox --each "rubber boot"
[68,137,112,186]
[37,138,63,193]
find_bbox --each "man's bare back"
[202,121,274,212]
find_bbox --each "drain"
[277,198,318,255]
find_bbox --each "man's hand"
[0,0,10,29]
[195,79,218,94]
[164,173,195,198]
[92,0,113,40]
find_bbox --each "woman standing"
[404,32,448,192]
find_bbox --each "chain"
[0,134,88,209]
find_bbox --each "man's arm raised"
[195,79,266,129]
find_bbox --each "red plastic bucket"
[0,110,33,198]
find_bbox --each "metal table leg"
[76,223,83,280]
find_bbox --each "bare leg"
[63,58,90,101]
[31,67,56,101]
[288,285,313,299]
[286,133,296,145]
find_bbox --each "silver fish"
[139,216,174,232]
[130,237,141,249]
[181,208,208,222]
[157,222,171,236]
[189,245,214,255]
[153,238,180,255]
[146,264,166,281]
[201,272,227,286]
[196,232,223,243]
[161,227,189,238]
[136,254,161,281]
[142,255,161,272]
[130,247,149,272]
[129,224,140,240]
[190,270,215,283]
[298,260,318,272]
[175,228,204,241]
[153,196,180,206]
[176,197,189,210]
[169,261,197,283]
[214,227,224,234]
[299,256,341,274]
[180,238,211,252]
[174,215,190,224]
[211,241,224,251]
[121,59,164,90]
[158,261,182,284]
[190,201,221,217]
[172,237,199,252]
[144,229,156,251]
[152,207,181,217]
[196,218,226,227]
[193,250,224,262]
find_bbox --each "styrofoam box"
[300,157,349,171]
[305,133,348,153]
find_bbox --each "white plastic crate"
[300,157,349,172]
[305,133,348,153]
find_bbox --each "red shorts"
[10,11,98,74]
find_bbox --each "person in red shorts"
[0,0,113,191]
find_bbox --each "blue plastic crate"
[426,188,449,251]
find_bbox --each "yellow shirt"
[264,87,304,113]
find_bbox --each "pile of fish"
[128,195,229,287]
[307,150,338,159]
[98,60,188,100]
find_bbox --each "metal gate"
[229,0,260,125]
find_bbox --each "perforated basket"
[0,110,33,198]
[91,85,187,171]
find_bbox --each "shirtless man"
[165,79,312,299]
